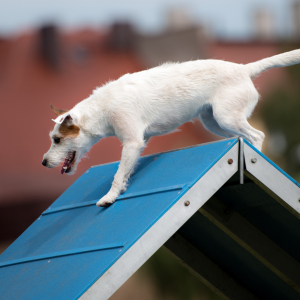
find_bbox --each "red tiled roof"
[0,30,213,204]
[0,31,288,204]
[209,41,287,94]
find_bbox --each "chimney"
[293,1,300,40]
[167,7,194,31]
[107,22,135,51]
[39,25,61,70]
[254,9,276,41]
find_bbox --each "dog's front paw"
[96,193,118,207]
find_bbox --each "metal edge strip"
[90,138,238,169]
[0,243,125,268]
[239,137,244,184]
[42,184,186,215]
[78,143,239,300]
[244,140,300,187]
[244,143,300,217]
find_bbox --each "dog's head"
[42,104,94,175]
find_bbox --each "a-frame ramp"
[1,138,300,300]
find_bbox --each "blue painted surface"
[244,140,300,188]
[0,138,237,300]
[0,243,125,268]
[42,184,186,215]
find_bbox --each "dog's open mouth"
[61,151,76,174]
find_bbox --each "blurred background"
[1,0,300,299]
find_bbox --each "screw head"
[228,158,233,165]
[184,200,190,206]
[224,208,230,215]
[251,157,257,163]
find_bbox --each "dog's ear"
[50,104,69,116]
[52,113,75,125]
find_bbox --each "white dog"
[42,49,300,207]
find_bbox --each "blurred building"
[136,26,206,67]
[0,24,214,244]
[293,1,300,40]
[0,11,295,300]
[0,17,291,249]
[254,8,276,41]
[135,7,206,67]
[209,41,286,94]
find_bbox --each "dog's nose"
[42,159,48,167]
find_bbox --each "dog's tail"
[246,49,300,79]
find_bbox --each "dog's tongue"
[61,158,69,174]
[61,151,76,174]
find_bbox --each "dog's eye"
[53,137,61,144]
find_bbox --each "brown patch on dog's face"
[59,123,80,138]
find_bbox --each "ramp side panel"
[244,140,300,188]
[80,144,239,300]
[0,139,238,300]
[239,142,300,262]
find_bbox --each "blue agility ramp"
[1,138,300,300]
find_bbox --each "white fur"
[43,49,300,207]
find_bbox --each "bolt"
[184,200,190,206]
[228,158,233,165]
[224,208,230,215]
[251,157,257,163]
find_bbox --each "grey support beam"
[164,233,258,300]
[199,196,300,294]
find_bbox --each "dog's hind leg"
[218,116,265,151]
[198,105,236,138]
[212,88,265,151]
